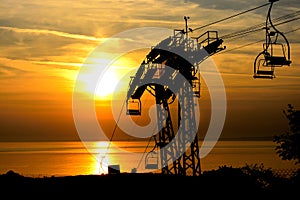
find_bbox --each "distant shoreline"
[0,136,275,142]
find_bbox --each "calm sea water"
[0,141,297,177]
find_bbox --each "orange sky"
[0,0,300,141]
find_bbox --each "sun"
[95,69,119,99]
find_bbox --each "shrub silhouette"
[273,104,300,165]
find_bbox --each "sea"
[0,140,298,177]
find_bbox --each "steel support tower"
[126,26,225,176]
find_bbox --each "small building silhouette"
[108,165,120,174]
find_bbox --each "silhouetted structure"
[108,165,120,174]
[126,17,225,176]
[113,0,293,177]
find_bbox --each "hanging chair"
[253,0,291,79]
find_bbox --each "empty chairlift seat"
[265,54,292,66]
[145,151,158,169]
[263,43,292,67]
[253,52,275,79]
[253,70,275,79]
[126,98,141,115]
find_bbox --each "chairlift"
[253,0,291,79]
[145,150,159,169]
[253,52,275,79]
[264,43,291,66]
[126,98,141,115]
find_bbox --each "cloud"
[0,0,299,141]
[187,0,300,12]
[0,64,28,77]
[0,27,98,66]
[32,61,82,70]
[0,26,104,42]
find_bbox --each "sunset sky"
[0,0,300,142]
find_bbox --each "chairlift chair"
[264,43,291,66]
[145,151,159,169]
[253,51,275,79]
[126,98,141,115]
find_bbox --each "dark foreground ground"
[1,166,299,199]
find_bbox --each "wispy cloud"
[0,26,104,42]
[32,61,82,69]
[0,65,27,76]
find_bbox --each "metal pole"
[184,16,190,38]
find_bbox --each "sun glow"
[76,51,145,101]
[95,69,119,99]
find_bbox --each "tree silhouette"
[273,104,300,165]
